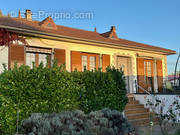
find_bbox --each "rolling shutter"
[54,49,66,66]
[102,54,110,72]
[137,58,144,93]
[9,45,25,69]
[157,60,163,92]
[71,51,82,71]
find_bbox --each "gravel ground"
[134,124,180,135]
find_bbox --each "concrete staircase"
[125,95,157,125]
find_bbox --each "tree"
[0,29,27,46]
[0,10,3,17]
[7,13,11,17]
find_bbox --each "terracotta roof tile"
[0,17,176,54]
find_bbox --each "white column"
[66,49,71,72]
[0,46,8,73]
[154,59,158,92]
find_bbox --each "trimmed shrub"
[174,128,180,135]
[72,68,128,113]
[21,108,134,135]
[0,95,17,134]
[0,63,128,134]
[106,67,128,111]
[0,63,81,134]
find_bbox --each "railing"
[134,80,157,111]
[163,78,180,93]
[134,80,156,135]
[135,79,180,94]
[135,80,152,95]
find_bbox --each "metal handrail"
[134,80,157,108]
[134,80,157,135]
[134,80,158,135]
[136,83,151,95]
[135,80,152,96]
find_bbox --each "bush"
[106,67,128,111]
[174,128,180,135]
[0,63,127,134]
[72,68,127,113]
[0,95,17,134]
[0,63,81,134]
[21,108,134,135]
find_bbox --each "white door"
[117,57,131,93]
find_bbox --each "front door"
[117,56,131,93]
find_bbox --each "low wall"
[134,94,180,122]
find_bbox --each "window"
[80,53,99,71]
[144,61,152,83]
[26,47,52,68]
[82,56,87,71]
[39,53,48,67]
[90,56,96,71]
[26,53,50,68]
[26,53,35,68]
[147,62,152,77]
[47,23,52,28]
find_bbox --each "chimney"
[25,9,32,21]
[18,10,22,19]
[94,27,97,32]
[111,26,116,33]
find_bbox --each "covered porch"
[116,53,180,94]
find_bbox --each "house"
[0,9,176,94]
[168,74,180,88]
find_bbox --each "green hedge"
[72,68,128,113]
[0,62,127,134]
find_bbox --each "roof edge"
[0,25,176,55]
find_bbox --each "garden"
[0,62,132,135]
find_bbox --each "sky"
[1,0,180,75]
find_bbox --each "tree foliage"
[7,13,11,17]
[0,10,3,17]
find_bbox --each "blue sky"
[1,0,180,74]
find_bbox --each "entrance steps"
[125,95,158,126]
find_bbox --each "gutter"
[0,25,176,55]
